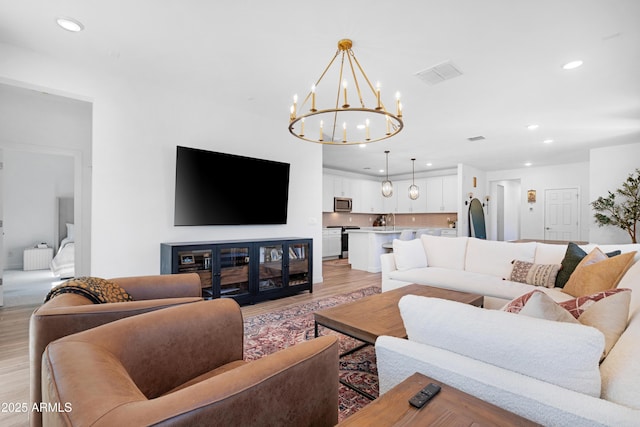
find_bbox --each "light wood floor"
[0,260,380,427]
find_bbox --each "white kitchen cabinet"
[426,175,457,213]
[322,228,342,258]
[322,174,335,212]
[333,176,352,198]
[352,179,381,213]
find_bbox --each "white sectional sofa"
[376,235,640,426]
[381,235,639,309]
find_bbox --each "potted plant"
[591,168,640,243]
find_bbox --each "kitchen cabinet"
[353,179,384,213]
[426,175,457,213]
[322,228,342,258]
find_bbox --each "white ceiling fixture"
[562,60,584,70]
[527,124,539,130]
[543,139,554,144]
[56,17,84,32]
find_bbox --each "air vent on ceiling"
[467,135,486,142]
[415,60,463,85]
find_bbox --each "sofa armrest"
[376,336,639,427]
[380,253,410,292]
[111,273,202,300]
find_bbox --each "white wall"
[589,143,640,244]
[487,162,590,241]
[0,42,325,281]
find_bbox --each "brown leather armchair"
[41,298,339,427]
[30,273,202,427]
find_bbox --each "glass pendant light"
[381,150,393,197]
[408,158,419,200]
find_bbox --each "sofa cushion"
[509,260,561,288]
[533,242,569,265]
[504,288,631,358]
[420,235,468,270]
[399,295,604,396]
[465,238,537,278]
[556,242,622,288]
[392,238,428,271]
[563,249,636,297]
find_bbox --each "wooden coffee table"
[339,372,541,426]
[314,284,483,399]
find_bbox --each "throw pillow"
[555,242,621,288]
[503,288,631,357]
[562,249,636,297]
[393,238,428,271]
[509,260,561,288]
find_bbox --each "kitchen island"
[347,227,454,273]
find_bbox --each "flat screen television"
[174,146,290,226]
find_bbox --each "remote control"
[409,382,441,408]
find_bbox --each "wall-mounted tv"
[174,146,290,226]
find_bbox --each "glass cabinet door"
[258,243,284,292]
[177,248,213,299]
[218,246,251,297]
[287,241,310,288]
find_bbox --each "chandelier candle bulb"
[386,115,391,135]
[396,92,401,116]
[342,80,349,108]
[311,85,317,112]
[366,118,370,140]
[319,120,324,141]
[343,122,347,142]
[376,82,382,110]
[293,94,298,116]
[300,118,305,137]
[290,105,295,121]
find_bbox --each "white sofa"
[376,235,640,426]
[381,235,639,309]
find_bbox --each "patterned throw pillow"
[504,288,632,358]
[509,260,561,288]
[45,276,134,304]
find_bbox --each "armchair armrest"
[111,273,202,300]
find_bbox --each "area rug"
[244,285,381,422]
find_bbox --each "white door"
[544,188,580,241]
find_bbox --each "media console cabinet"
[160,238,312,305]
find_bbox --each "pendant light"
[381,150,393,197]
[408,158,419,200]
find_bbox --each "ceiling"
[1,0,638,178]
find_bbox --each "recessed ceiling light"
[358,143,366,148]
[426,162,433,167]
[524,162,533,167]
[527,124,539,131]
[56,17,84,32]
[543,139,554,144]
[379,169,385,173]
[562,60,583,70]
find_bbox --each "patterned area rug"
[244,285,381,422]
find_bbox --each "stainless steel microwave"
[334,197,352,212]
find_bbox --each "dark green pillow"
[555,242,622,288]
